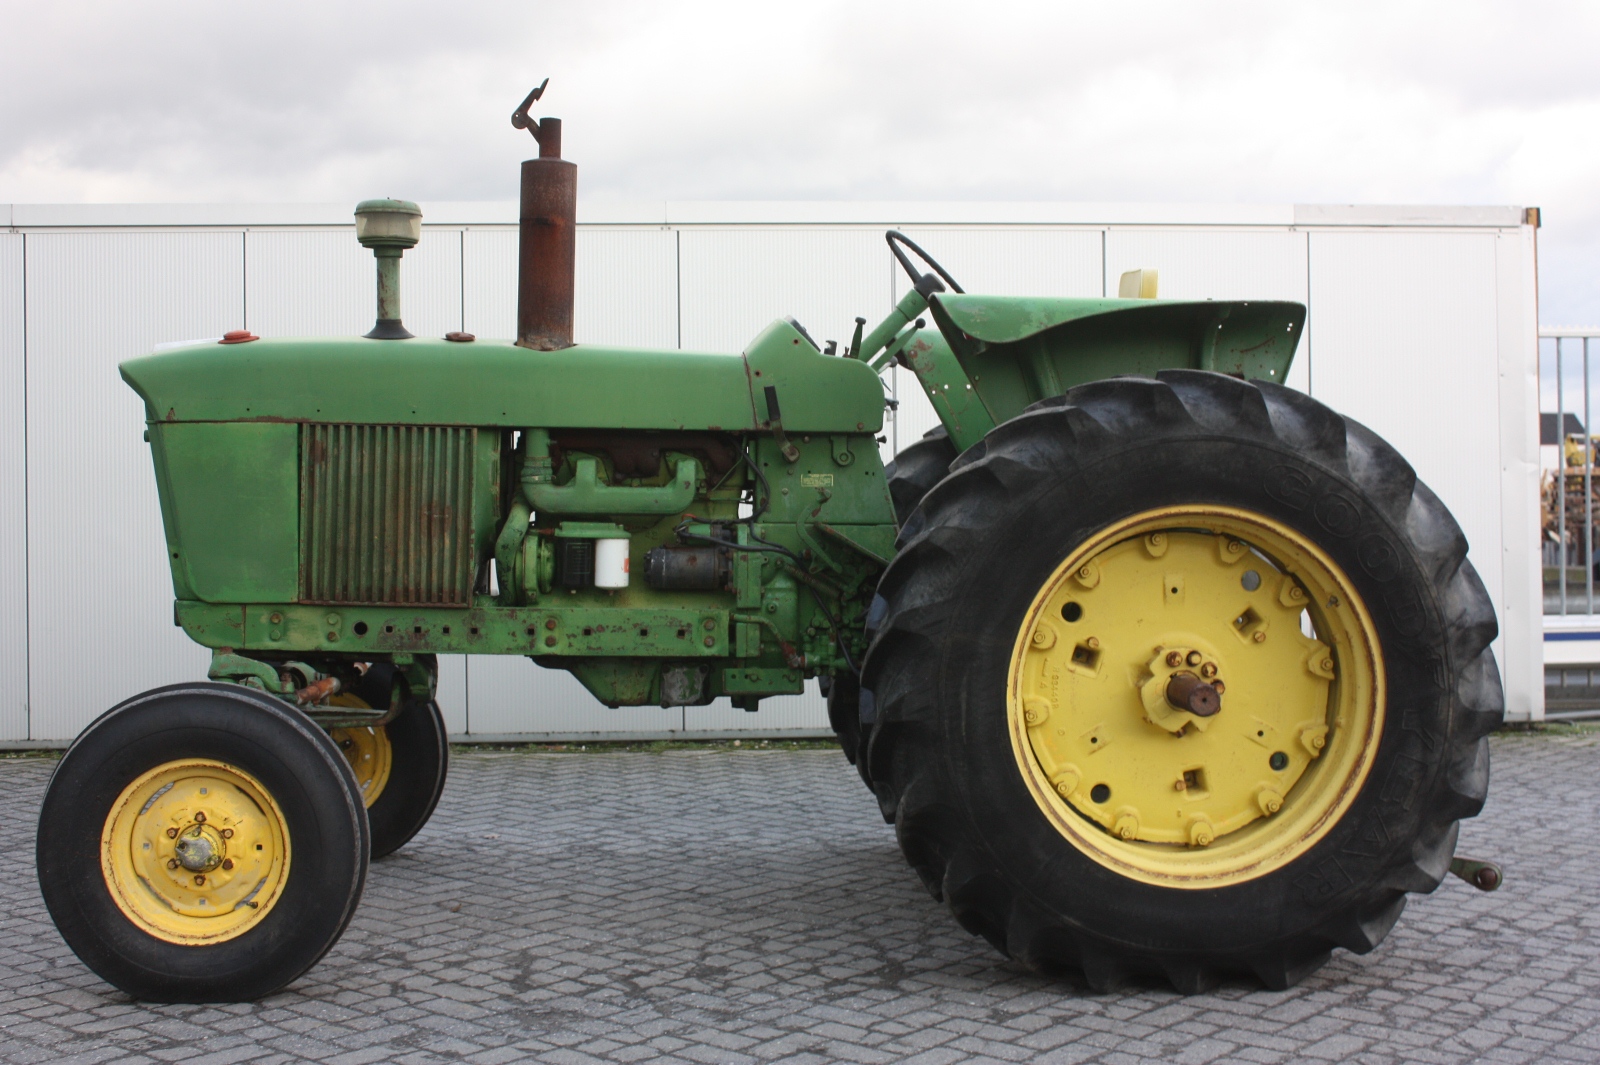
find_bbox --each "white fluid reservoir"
[595,538,631,589]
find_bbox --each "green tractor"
[37,85,1502,1001]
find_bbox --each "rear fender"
[926,295,1305,446]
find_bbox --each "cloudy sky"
[4,0,1598,322]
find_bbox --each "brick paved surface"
[1,732,1597,1064]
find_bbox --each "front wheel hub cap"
[173,825,225,872]
[100,759,291,944]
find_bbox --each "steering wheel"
[886,231,965,296]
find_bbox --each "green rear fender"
[923,295,1305,450]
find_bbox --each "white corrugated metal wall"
[0,203,1542,742]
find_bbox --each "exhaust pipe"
[511,80,575,351]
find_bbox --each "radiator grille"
[299,424,476,605]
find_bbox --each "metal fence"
[1539,328,1600,717]
[1541,329,1600,616]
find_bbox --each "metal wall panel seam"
[1305,229,1314,395]
[21,232,28,739]
[0,201,1520,229]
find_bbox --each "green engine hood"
[119,319,884,434]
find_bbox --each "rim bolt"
[1086,636,1100,649]
[1165,651,1183,668]
[193,874,206,886]
[166,827,179,839]
[1227,540,1244,554]
[1252,631,1266,643]
[222,859,234,871]
[194,811,206,823]
[1321,658,1334,671]
[167,858,179,870]
[221,828,234,839]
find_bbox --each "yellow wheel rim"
[329,695,393,809]
[1008,505,1384,888]
[100,759,291,944]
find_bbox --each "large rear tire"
[861,371,1502,991]
[830,427,960,770]
[38,683,369,1002]
[886,425,957,527]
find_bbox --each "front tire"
[329,666,450,859]
[862,371,1502,991]
[38,683,369,1002]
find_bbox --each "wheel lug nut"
[194,811,206,823]
[166,827,179,839]
[221,828,233,839]
[1165,651,1183,668]
[1200,662,1218,678]
[167,858,179,870]
[1186,651,1202,666]
[222,859,234,871]
[193,874,206,886]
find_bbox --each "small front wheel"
[38,683,369,1002]
[327,666,450,859]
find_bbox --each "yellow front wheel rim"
[100,759,291,944]
[329,705,393,809]
[1008,505,1384,889]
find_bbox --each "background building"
[0,200,1542,743]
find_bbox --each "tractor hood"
[119,319,884,435]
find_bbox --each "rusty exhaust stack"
[511,80,575,351]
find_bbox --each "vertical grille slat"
[300,423,476,605]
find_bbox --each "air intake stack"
[511,79,576,351]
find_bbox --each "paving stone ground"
[1,731,1597,1065]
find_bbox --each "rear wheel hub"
[1009,506,1383,887]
